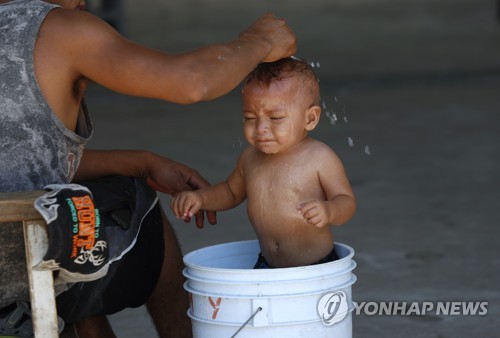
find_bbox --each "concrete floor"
[82,0,499,337]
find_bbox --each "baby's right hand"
[170,191,203,223]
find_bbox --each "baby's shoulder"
[302,138,337,156]
[300,139,345,169]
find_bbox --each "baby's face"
[242,77,313,155]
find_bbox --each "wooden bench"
[0,191,59,337]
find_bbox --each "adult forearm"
[73,149,150,182]
[109,34,279,104]
[155,13,295,103]
[83,35,273,105]
[72,13,295,104]
[171,37,272,103]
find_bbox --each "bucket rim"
[183,260,356,285]
[183,240,355,273]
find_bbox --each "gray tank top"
[0,0,93,192]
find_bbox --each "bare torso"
[242,138,334,267]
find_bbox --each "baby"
[171,57,356,268]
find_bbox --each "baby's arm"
[170,158,247,225]
[297,146,356,228]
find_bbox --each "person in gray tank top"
[0,0,297,337]
[0,0,91,192]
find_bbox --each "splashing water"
[310,61,321,68]
[322,93,372,156]
[300,59,374,157]
[325,111,338,126]
[364,145,371,156]
[341,102,349,124]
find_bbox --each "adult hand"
[239,13,297,62]
[75,150,217,228]
[145,154,217,228]
[170,191,203,223]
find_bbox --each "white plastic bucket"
[183,240,356,338]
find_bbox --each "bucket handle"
[230,307,262,338]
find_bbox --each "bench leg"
[23,220,59,338]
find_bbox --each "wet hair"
[243,57,320,105]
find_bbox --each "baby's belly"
[249,205,333,268]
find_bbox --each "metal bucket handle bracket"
[230,299,267,337]
[251,298,268,327]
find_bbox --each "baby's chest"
[245,162,320,197]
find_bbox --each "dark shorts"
[253,245,340,269]
[55,176,164,323]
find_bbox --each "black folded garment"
[34,184,110,282]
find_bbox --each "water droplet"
[310,62,315,67]
[233,136,243,148]
[322,101,327,109]
[348,137,354,147]
[364,145,371,156]
[326,111,337,125]
[334,96,338,102]
[316,62,320,68]
[343,116,348,123]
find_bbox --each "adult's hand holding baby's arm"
[143,153,216,228]
[170,174,246,229]
[75,150,216,228]
[170,191,205,228]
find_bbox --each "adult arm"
[40,10,297,104]
[74,149,217,226]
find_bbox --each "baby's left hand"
[297,200,331,228]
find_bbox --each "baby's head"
[243,57,320,106]
[241,57,321,155]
